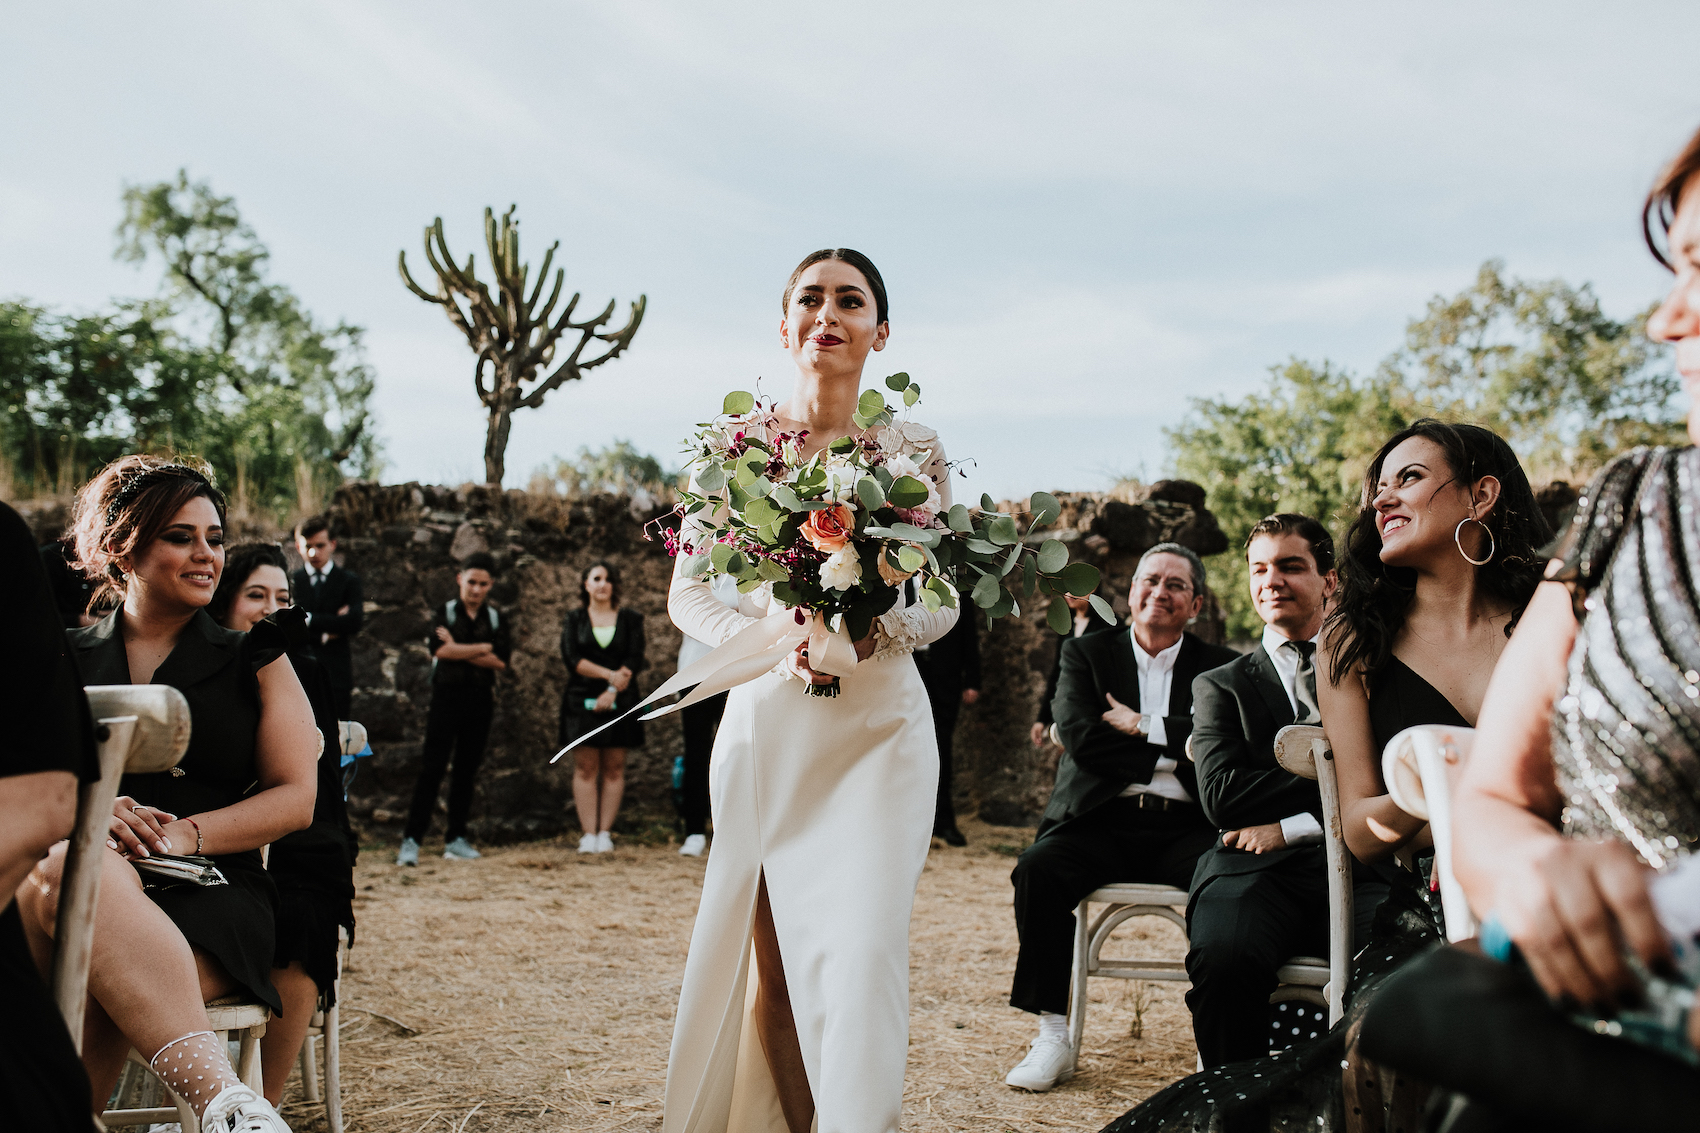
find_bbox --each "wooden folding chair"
[1382,724,1478,942]
[1272,724,1355,1025]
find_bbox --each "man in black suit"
[291,515,363,719]
[1005,542,1237,1092]
[911,598,980,846]
[1187,513,1359,1069]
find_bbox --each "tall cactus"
[399,205,646,484]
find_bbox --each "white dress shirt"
[1260,624,1325,846]
[1118,633,1194,803]
[302,563,334,625]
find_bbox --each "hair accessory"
[104,464,214,527]
[1454,515,1496,566]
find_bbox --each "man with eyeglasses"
[1005,542,1236,1092]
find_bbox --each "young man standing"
[292,516,363,720]
[398,553,511,865]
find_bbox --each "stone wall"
[19,479,1229,841]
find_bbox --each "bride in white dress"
[664,248,957,1133]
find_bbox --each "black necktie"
[1285,639,1321,725]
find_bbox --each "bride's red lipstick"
[811,334,843,346]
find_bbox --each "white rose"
[823,461,859,503]
[900,422,938,446]
[819,547,863,591]
[885,453,922,481]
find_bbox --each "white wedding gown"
[662,432,957,1133]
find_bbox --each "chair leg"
[324,1001,343,1133]
[301,1032,321,1103]
[1066,898,1090,1063]
[236,1025,265,1091]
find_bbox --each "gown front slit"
[663,425,957,1133]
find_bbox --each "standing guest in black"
[40,538,98,627]
[292,514,363,720]
[398,553,510,866]
[911,589,981,846]
[673,575,741,857]
[1030,590,1118,750]
[211,542,357,1107]
[560,562,648,854]
[21,455,315,1132]
[1005,542,1236,1092]
[0,501,98,1131]
[1185,514,1375,1070]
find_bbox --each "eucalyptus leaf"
[725,551,749,575]
[887,476,929,509]
[987,515,1021,546]
[696,462,727,492]
[981,493,997,512]
[946,503,973,533]
[987,589,1015,619]
[1088,593,1117,623]
[1030,491,1061,528]
[830,436,858,454]
[709,543,735,569]
[857,389,887,416]
[965,538,1000,555]
[754,558,789,583]
[926,576,958,609]
[1060,561,1101,596]
[856,477,886,510]
[737,576,765,593]
[1047,595,1071,635]
[746,476,772,498]
[681,553,710,579]
[1036,539,1069,574]
[1021,552,1038,598]
[897,545,926,572]
[919,586,941,612]
[723,390,755,415]
[771,484,803,510]
[743,497,782,527]
[903,386,920,407]
[971,570,1002,609]
[1000,542,1022,577]
[885,372,911,391]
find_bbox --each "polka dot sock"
[147,1031,243,1118]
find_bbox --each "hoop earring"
[1455,517,1495,566]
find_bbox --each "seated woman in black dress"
[1105,423,1550,1133]
[15,456,317,1133]
[1358,122,1700,1131]
[560,562,647,853]
[210,543,357,1107]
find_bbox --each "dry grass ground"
[278,817,1195,1132]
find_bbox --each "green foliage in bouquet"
[665,375,1112,643]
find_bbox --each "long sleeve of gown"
[871,440,959,660]
[668,471,761,648]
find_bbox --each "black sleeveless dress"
[1100,656,1465,1132]
[68,608,289,1013]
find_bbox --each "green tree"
[117,171,380,512]
[530,439,676,501]
[1168,261,1677,638]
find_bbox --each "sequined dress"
[1547,446,1700,864]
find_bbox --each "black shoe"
[935,824,967,847]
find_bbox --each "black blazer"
[1042,630,1238,832]
[290,564,363,690]
[1189,645,1325,886]
[1037,613,1119,726]
[560,606,648,708]
[914,610,981,694]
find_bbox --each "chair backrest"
[53,685,191,1049]
[1382,724,1478,942]
[1272,724,1352,1025]
[338,720,368,758]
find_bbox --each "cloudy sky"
[3,3,1695,502]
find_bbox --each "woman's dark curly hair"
[70,454,227,608]
[1324,419,1551,684]
[209,543,290,626]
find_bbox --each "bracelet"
[184,816,203,855]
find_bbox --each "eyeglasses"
[1136,576,1194,595]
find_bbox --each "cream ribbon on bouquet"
[549,610,860,762]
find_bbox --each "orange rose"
[800,503,855,554]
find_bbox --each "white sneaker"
[595,831,614,853]
[1004,1033,1075,1091]
[201,1082,292,1131]
[680,834,707,857]
[395,838,419,867]
[577,833,598,854]
[442,837,481,860]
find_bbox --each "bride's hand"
[785,640,837,685]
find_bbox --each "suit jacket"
[290,563,363,690]
[1037,614,1119,726]
[1042,630,1238,833]
[913,608,981,697]
[1189,644,1325,887]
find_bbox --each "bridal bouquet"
[661,375,1111,694]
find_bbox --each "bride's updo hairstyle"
[783,248,889,325]
[1645,123,1700,268]
[70,453,227,605]
[1324,419,1550,685]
